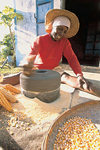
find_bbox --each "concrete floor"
[0,65,100,150]
[14,68,100,124]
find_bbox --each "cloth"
[52,16,70,28]
[29,34,83,76]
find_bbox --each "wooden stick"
[61,73,100,97]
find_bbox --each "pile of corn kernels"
[54,116,100,150]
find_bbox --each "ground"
[0,64,100,150]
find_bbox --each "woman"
[20,9,89,90]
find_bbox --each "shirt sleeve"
[63,39,83,76]
[29,37,39,55]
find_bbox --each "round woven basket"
[42,100,100,150]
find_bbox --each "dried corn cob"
[3,86,15,95]
[3,86,17,95]
[4,84,21,94]
[0,87,17,103]
[0,91,13,112]
[0,74,3,82]
[8,91,16,96]
[54,116,100,150]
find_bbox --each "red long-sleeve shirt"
[29,34,83,76]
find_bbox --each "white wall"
[15,0,61,66]
[14,0,37,66]
[54,0,60,8]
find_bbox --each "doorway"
[62,0,100,66]
[36,0,53,36]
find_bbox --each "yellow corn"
[0,91,13,112]
[54,117,100,150]
[8,91,16,95]
[0,87,17,103]
[2,86,16,95]
[4,84,21,94]
[0,74,4,83]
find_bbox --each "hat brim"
[45,9,80,38]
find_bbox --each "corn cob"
[3,86,16,95]
[8,91,16,96]
[4,84,21,94]
[0,87,17,103]
[0,74,3,82]
[0,91,13,112]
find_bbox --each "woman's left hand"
[77,75,91,90]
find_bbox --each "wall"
[15,0,60,66]
[54,0,60,8]
[14,0,36,66]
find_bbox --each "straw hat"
[45,9,80,38]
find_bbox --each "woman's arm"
[63,39,83,76]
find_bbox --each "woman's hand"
[19,55,36,67]
[77,75,91,90]
[19,55,36,76]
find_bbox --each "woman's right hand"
[19,55,36,67]
[19,55,36,76]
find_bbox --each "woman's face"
[50,25,68,41]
